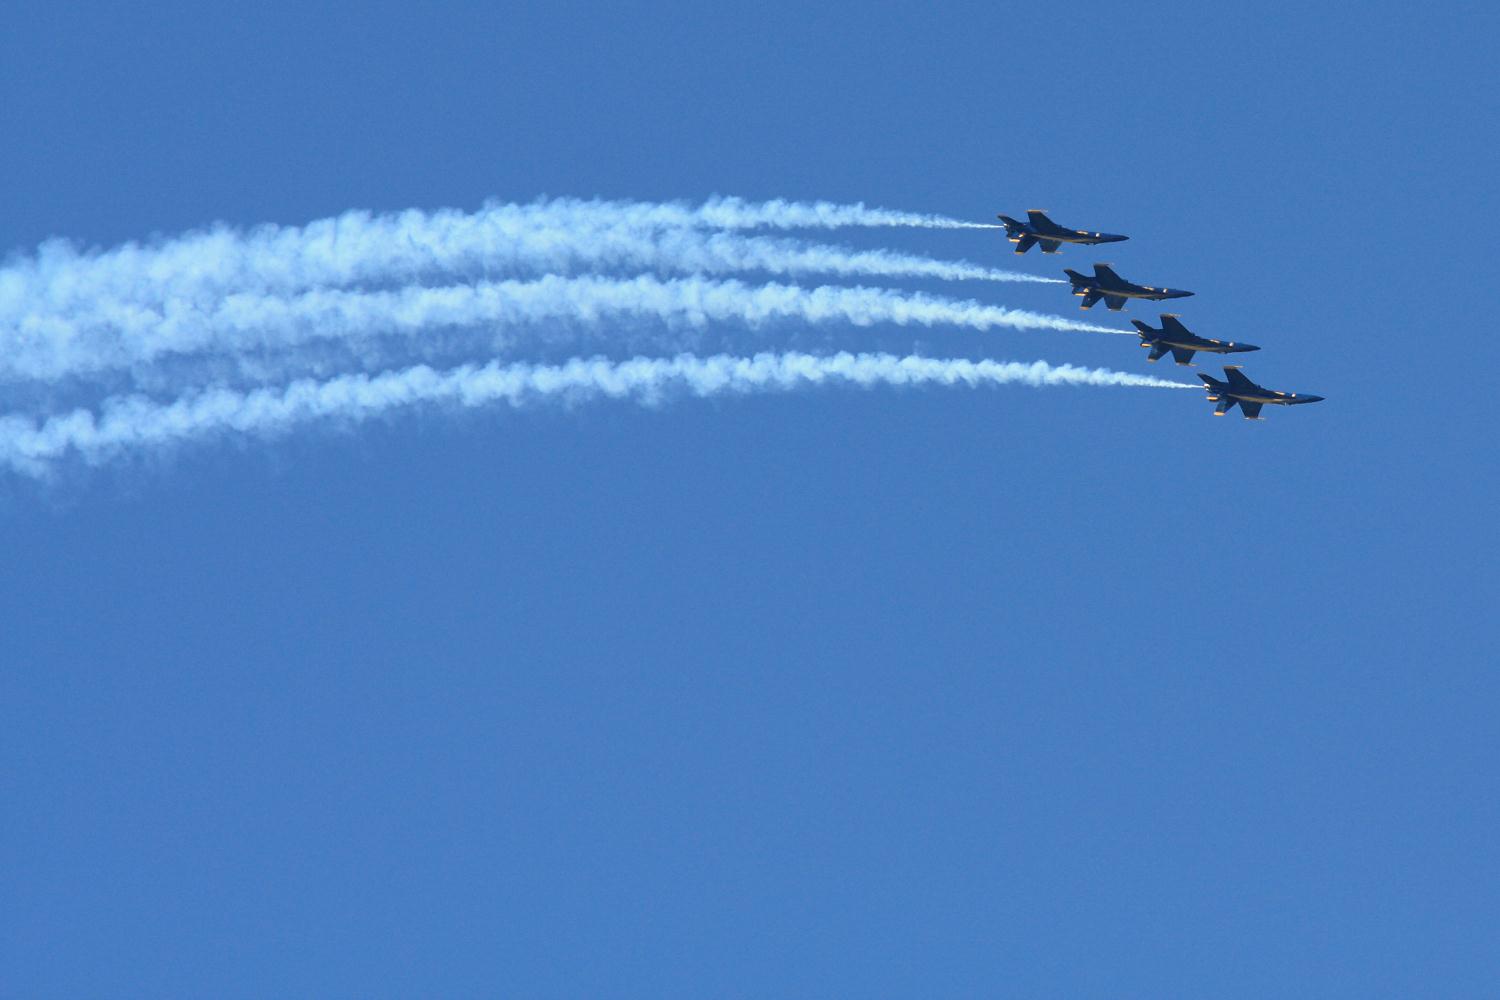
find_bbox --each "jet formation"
[994,208,1324,420]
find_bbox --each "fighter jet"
[1197,366,1325,420]
[1130,314,1259,366]
[996,210,1128,255]
[1064,264,1195,311]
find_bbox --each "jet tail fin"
[1129,319,1156,338]
[997,214,1025,230]
[1063,268,1088,284]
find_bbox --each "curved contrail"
[0,351,1194,476]
[1,197,1020,328]
[5,275,1128,383]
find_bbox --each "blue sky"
[2,1,1496,995]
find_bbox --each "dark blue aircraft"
[1063,263,1194,311]
[996,210,1128,255]
[1130,314,1259,366]
[1198,366,1325,420]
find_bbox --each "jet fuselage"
[1029,229,1124,246]
[1172,338,1252,352]
[1227,388,1293,404]
[1155,337,1257,353]
[1087,286,1192,301]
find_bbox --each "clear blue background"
[2,2,1495,995]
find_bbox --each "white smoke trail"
[0,351,1194,475]
[3,229,1058,370]
[641,229,1054,283]
[640,196,1001,230]
[0,197,1016,328]
[7,275,1128,383]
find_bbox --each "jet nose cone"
[1101,233,1129,243]
[1301,394,1325,404]
[1235,343,1262,353]
[1170,290,1195,299]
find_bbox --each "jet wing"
[1013,234,1038,254]
[1103,294,1129,311]
[1079,290,1103,309]
[1240,401,1264,420]
[1170,347,1196,366]
[1038,239,1063,254]
[1146,343,1169,362]
[1160,314,1192,337]
[1214,398,1238,416]
[1224,367,1256,391]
